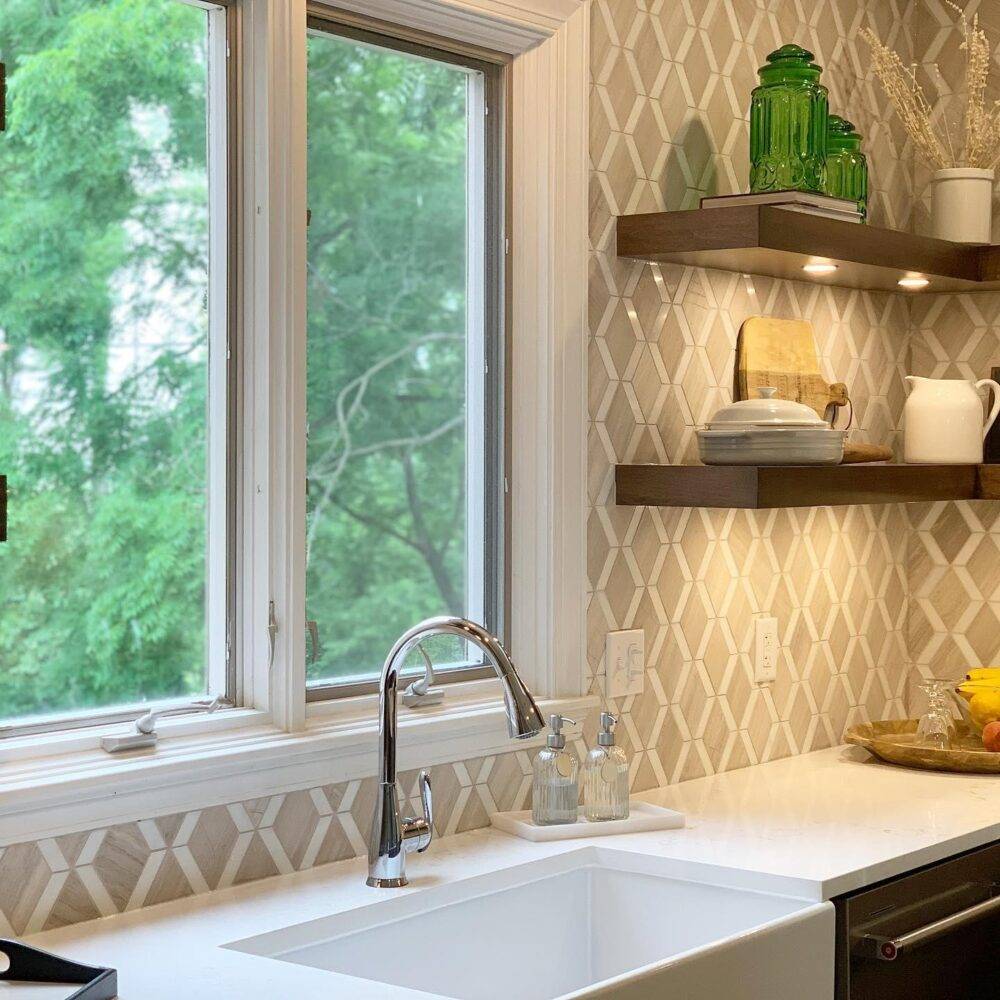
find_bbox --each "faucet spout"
[367,617,544,888]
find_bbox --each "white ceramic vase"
[930,167,995,244]
[903,376,1000,464]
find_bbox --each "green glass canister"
[824,115,869,220]
[749,44,829,193]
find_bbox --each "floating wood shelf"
[616,464,1000,509]
[616,206,1000,292]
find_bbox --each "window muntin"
[305,22,505,691]
[0,0,228,724]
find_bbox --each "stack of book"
[700,190,862,223]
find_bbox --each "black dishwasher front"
[835,839,1000,999]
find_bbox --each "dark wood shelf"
[616,206,1000,292]
[616,463,1000,509]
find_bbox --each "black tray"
[0,939,116,999]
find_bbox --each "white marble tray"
[490,800,685,842]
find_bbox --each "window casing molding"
[0,0,589,843]
[291,0,588,708]
[310,0,583,55]
[508,3,588,699]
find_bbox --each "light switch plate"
[606,629,645,699]
[754,616,779,685]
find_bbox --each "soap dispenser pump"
[532,714,579,825]
[583,712,629,821]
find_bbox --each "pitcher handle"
[976,379,1000,439]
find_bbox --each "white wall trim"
[317,0,584,54]
[240,0,309,729]
[509,4,589,697]
[0,695,597,845]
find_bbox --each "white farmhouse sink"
[227,847,833,999]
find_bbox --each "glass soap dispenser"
[532,714,579,825]
[584,712,629,822]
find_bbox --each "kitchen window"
[0,0,587,822]
[304,16,507,698]
[0,0,231,731]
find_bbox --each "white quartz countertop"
[10,745,1000,998]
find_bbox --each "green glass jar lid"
[759,43,823,81]
[767,43,817,64]
[828,114,859,137]
[827,114,862,147]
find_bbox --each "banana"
[966,667,1000,681]
[955,678,1000,704]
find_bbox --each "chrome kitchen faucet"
[367,616,544,888]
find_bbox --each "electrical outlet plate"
[754,616,779,685]
[605,629,645,699]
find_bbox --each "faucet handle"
[418,770,433,842]
[402,770,433,855]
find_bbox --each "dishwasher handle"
[857,892,1000,961]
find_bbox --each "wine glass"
[916,679,957,749]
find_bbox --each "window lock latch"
[306,619,321,664]
[267,600,278,671]
[100,695,229,754]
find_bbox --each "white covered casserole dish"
[698,388,846,465]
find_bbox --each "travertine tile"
[187,806,240,891]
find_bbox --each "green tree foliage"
[306,33,470,679]
[0,4,475,715]
[0,0,210,716]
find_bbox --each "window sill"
[0,692,599,845]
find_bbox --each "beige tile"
[484,752,530,814]
[187,806,241,891]
[91,823,149,912]
[143,853,196,909]
[0,843,52,935]
[272,790,324,870]
[43,870,103,932]
[312,815,357,868]
[232,835,281,887]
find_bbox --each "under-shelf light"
[898,275,930,290]
[802,261,838,276]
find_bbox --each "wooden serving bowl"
[845,720,1000,774]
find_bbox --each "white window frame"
[0,0,235,742]
[300,18,506,698]
[0,0,592,844]
[464,59,489,637]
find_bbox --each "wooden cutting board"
[736,316,849,420]
[842,443,893,464]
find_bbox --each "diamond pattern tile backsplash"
[586,0,916,795]
[4,0,999,936]
[907,1,1000,681]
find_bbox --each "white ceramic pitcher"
[903,376,1000,464]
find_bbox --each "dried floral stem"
[862,3,1000,171]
